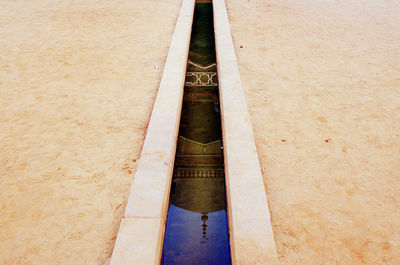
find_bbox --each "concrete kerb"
[213,0,279,264]
[109,0,195,264]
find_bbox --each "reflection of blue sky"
[162,204,231,265]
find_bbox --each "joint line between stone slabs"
[110,0,195,264]
[213,0,278,264]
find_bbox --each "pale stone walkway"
[0,1,181,264]
[226,0,400,264]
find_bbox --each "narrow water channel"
[161,3,231,265]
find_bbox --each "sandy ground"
[0,0,181,264]
[226,0,400,264]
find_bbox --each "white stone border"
[110,0,195,264]
[213,0,279,264]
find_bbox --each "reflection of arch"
[178,136,221,155]
[175,136,223,168]
[188,60,216,69]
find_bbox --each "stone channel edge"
[109,0,195,264]
[213,0,279,264]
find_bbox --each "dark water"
[161,3,231,265]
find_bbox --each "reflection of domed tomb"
[171,58,225,213]
[162,3,231,263]
[170,52,225,214]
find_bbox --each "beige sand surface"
[226,0,400,264]
[0,0,181,264]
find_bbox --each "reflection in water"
[162,205,230,265]
[161,3,231,265]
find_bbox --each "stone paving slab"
[110,218,163,265]
[123,0,194,220]
[213,0,278,264]
[110,0,195,263]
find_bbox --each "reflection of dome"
[170,177,226,213]
[179,100,221,144]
